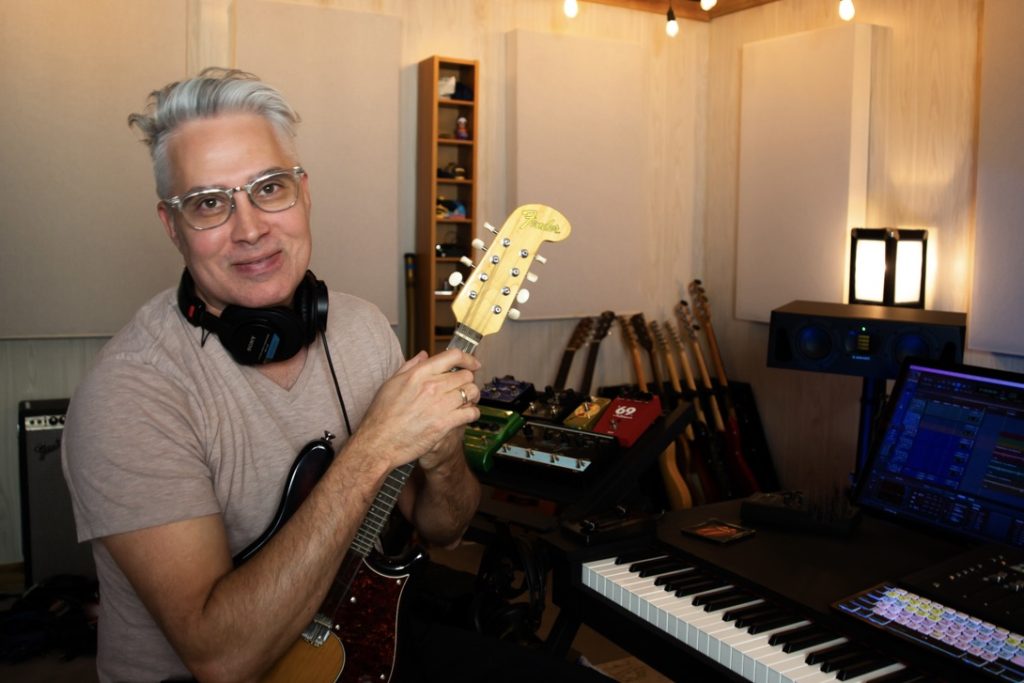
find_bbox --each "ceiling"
[583,0,781,22]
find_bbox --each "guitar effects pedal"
[593,394,662,447]
[463,405,525,472]
[479,375,536,413]
[562,397,611,431]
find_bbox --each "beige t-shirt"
[62,287,402,682]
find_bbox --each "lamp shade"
[849,228,927,308]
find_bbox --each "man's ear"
[157,202,185,255]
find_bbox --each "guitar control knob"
[508,308,521,321]
[516,289,530,304]
[447,272,464,288]
[472,238,486,251]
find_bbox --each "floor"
[0,545,671,683]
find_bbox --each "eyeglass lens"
[179,170,301,229]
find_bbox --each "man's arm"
[102,348,481,683]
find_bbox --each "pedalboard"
[496,420,618,474]
[522,387,586,424]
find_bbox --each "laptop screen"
[855,359,1024,547]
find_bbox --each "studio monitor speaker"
[18,398,95,587]
[768,301,966,379]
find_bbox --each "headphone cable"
[320,331,353,438]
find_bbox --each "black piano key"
[780,629,842,653]
[691,586,742,606]
[653,567,696,585]
[745,612,805,634]
[663,572,712,591]
[614,550,661,565]
[820,649,873,674]
[766,623,819,646]
[836,657,899,681]
[674,579,726,597]
[724,602,779,623]
[805,640,860,666]
[734,607,791,629]
[630,557,688,577]
[862,669,926,683]
[699,591,757,612]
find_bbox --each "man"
[61,68,488,682]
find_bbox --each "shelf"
[415,56,478,355]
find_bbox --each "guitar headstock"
[618,314,639,352]
[674,300,700,342]
[451,204,571,339]
[591,310,616,342]
[650,319,669,356]
[629,313,654,353]
[688,279,711,328]
[565,316,594,353]
[664,318,685,354]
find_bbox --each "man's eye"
[184,194,227,215]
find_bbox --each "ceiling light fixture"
[666,5,679,37]
[564,0,579,18]
[838,0,856,21]
[700,0,718,10]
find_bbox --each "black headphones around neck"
[177,268,328,365]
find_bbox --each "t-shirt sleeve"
[62,357,221,542]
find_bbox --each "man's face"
[157,113,312,314]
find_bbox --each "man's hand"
[347,348,481,471]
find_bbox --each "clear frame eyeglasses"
[162,166,306,231]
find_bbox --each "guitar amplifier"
[18,398,96,587]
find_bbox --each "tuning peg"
[484,222,498,235]
[526,272,539,283]
[534,254,548,265]
[472,238,486,251]
[508,308,521,321]
[459,256,474,269]
[516,289,530,304]
[447,271,464,288]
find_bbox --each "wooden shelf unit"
[415,56,479,354]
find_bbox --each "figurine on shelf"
[455,116,469,140]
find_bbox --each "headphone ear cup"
[293,270,328,342]
[217,306,306,365]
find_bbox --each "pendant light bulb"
[666,7,679,37]
[838,0,856,21]
[700,0,718,10]
[563,0,579,18]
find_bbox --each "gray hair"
[128,67,301,198]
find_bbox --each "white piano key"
[844,662,905,682]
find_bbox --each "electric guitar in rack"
[617,314,692,509]
[243,204,572,683]
[553,316,594,391]
[675,301,738,499]
[579,311,615,396]
[688,280,761,493]
[688,280,774,493]
[663,319,723,503]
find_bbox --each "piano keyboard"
[581,550,926,683]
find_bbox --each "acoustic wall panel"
[969,0,1024,355]
[507,30,646,319]
[735,24,875,323]
[236,1,401,323]
[0,0,187,337]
